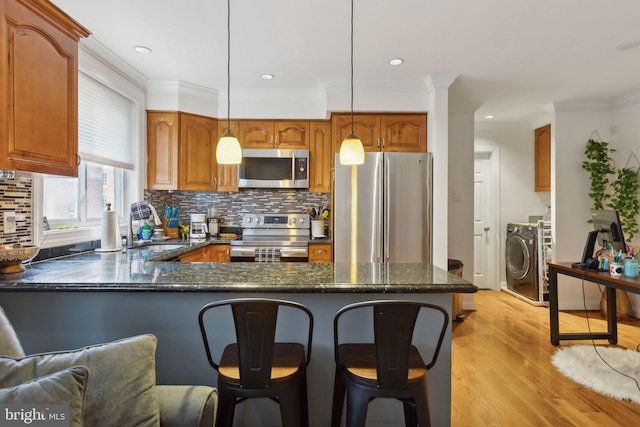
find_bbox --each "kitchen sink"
[129,244,186,251]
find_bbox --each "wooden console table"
[548,262,640,345]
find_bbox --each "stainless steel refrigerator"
[334,152,432,263]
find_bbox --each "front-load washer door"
[506,234,531,280]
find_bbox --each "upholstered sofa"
[0,306,217,427]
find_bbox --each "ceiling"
[51,0,640,125]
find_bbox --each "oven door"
[230,246,309,262]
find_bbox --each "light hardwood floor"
[451,290,640,426]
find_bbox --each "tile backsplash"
[0,177,33,245]
[144,189,331,227]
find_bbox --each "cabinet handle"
[381,137,385,149]
[76,153,81,166]
[377,138,381,150]
[213,177,218,189]
[274,136,278,147]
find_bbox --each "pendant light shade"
[339,0,364,165]
[216,0,242,165]
[216,128,242,164]
[339,132,365,165]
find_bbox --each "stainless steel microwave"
[238,149,309,189]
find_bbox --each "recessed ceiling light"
[484,115,494,119]
[261,74,275,80]
[133,46,152,54]
[389,58,404,66]
[617,41,640,51]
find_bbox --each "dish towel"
[130,201,151,221]
[255,248,281,262]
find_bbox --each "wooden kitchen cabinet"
[207,244,230,262]
[239,120,309,149]
[535,124,551,192]
[308,243,332,262]
[332,113,427,153]
[0,0,90,176]
[309,121,332,193]
[147,112,179,190]
[179,247,205,262]
[179,112,217,191]
[147,111,223,191]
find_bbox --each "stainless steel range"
[230,213,310,262]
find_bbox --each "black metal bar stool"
[331,300,449,427]
[198,298,313,427]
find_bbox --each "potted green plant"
[582,138,616,211]
[582,138,640,240]
[609,166,640,240]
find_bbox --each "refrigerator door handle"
[384,156,390,259]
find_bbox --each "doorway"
[474,147,500,290]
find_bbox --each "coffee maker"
[189,214,207,241]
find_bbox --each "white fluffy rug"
[552,345,640,404]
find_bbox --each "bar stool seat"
[218,343,306,381]
[199,298,313,427]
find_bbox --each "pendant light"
[216,0,242,164]
[339,0,365,165]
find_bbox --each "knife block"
[161,217,178,239]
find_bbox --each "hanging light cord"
[226,0,231,131]
[350,0,354,135]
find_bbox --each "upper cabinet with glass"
[0,0,90,176]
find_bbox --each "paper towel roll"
[96,210,122,252]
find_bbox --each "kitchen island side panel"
[0,291,453,427]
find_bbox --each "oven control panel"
[242,213,310,229]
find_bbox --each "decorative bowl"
[0,245,40,277]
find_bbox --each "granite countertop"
[0,240,476,294]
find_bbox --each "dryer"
[505,222,539,301]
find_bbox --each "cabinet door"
[179,113,217,191]
[309,121,332,193]
[381,114,427,152]
[147,112,179,190]
[535,124,551,192]
[1,0,88,176]
[179,247,204,262]
[332,114,380,152]
[216,120,239,191]
[309,243,332,262]
[275,121,309,148]
[208,245,230,262]
[239,120,275,148]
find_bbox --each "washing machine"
[505,222,539,301]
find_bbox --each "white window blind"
[78,72,135,170]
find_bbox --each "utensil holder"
[161,217,178,239]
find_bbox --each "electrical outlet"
[4,211,16,234]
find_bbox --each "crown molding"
[425,74,458,92]
[79,37,147,90]
[475,121,534,130]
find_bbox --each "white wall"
[553,100,640,313]
[474,126,550,284]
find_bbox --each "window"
[43,161,123,228]
[41,68,134,232]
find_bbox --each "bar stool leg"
[345,385,369,427]
[331,369,346,427]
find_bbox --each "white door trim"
[474,144,501,290]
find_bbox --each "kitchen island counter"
[0,249,475,293]
[0,250,474,427]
